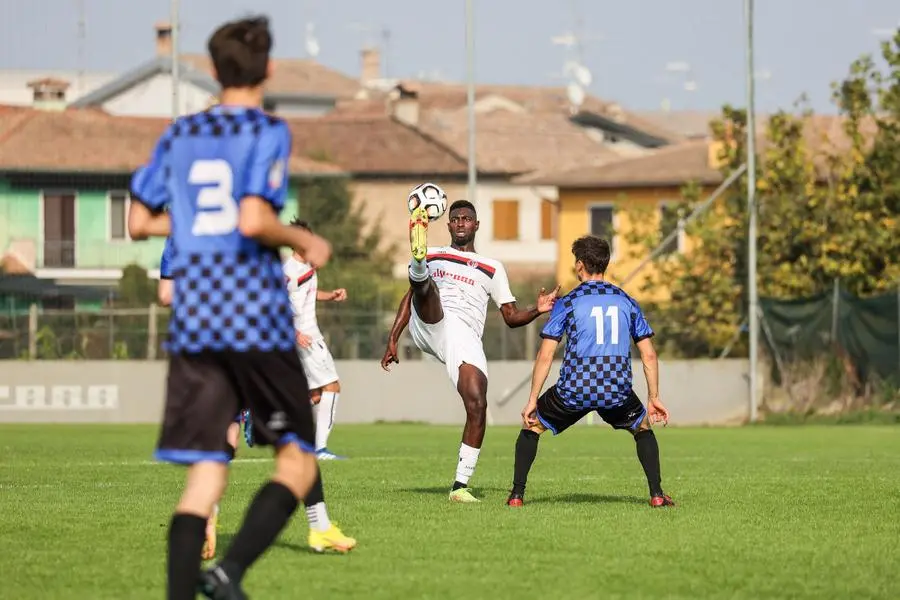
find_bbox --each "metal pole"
[171,0,181,119]
[465,0,477,203]
[745,0,759,423]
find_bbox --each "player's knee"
[323,381,340,393]
[635,414,652,434]
[178,462,229,517]
[309,390,322,405]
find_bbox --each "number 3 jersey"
[541,280,654,408]
[130,106,295,354]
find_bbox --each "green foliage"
[116,264,157,308]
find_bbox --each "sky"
[1,0,898,114]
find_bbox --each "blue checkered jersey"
[541,280,654,408]
[130,106,295,354]
[159,236,175,279]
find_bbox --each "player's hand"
[648,396,669,426]
[303,233,332,269]
[380,339,399,372]
[521,398,539,428]
[331,288,348,302]
[296,332,313,349]
[536,285,561,313]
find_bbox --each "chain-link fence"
[0,304,544,361]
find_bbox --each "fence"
[0,304,543,361]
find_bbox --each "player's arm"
[493,263,560,328]
[241,121,331,267]
[381,287,412,370]
[128,132,173,240]
[636,337,659,400]
[521,298,566,425]
[631,302,668,424]
[316,289,347,302]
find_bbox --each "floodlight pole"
[171,0,181,120]
[745,0,760,423]
[465,0,477,204]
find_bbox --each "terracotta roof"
[180,55,362,99]
[417,108,621,175]
[0,106,341,175]
[517,139,720,188]
[518,114,884,188]
[285,114,468,175]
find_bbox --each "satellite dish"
[573,64,592,87]
[305,23,320,58]
[566,82,585,109]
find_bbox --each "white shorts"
[409,305,488,389]
[297,338,339,390]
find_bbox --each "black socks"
[512,429,540,495]
[634,429,664,497]
[167,513,207,600]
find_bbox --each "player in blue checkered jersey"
[128,16,354,600]
[506,235,674,508]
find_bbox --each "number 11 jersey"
[540,280,654,409]
[130,106,295,354]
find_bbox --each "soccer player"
[506,235,674,508]
[158,236,250,560]
[283,218,348,460]
[128,16,354,599]
[381,199,559,503]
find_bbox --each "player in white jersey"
[381,198,560,503]
[284,218,348,460]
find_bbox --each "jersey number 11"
[591,305,619,345]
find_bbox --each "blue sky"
[2,0,898,113]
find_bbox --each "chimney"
[155,21,173,56]
[390,83,420,127]
[360,48,381,87]
[27,78,70,111]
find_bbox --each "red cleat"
[506,492,524,507]
[650,494,675,508]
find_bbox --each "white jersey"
[425,246,516,338]
[283,256,322,340]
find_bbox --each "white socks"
[455,443,481,486]
[305,502,331,532]
[409,258,429,282]
[315,392,339,451]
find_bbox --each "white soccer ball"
[407,182,448,221]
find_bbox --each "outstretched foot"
[409,206,429,262]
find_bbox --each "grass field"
[1,423,898,599]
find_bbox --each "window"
[659,203,684,256]
[540,199,556,240]
[109,191,130,241]
[492,199,520,241]
[589,205,615,257]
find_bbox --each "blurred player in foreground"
[129,15,352,600]
[382,196,559,503]
[283,218,348,460]
[506,235,674,508]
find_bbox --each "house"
[0,69,117,108]
[0,104,343,303]
[69,23,362,118]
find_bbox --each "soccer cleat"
[409,206,429,262]
[198,565,248,600]
[315,448,347,460]
[308,524,358,554]
[449,487,480,503]
[506,492,524,507]
[240,410,254,448]
[201,506,219,560]
[650,494,675,508]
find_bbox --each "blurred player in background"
[129,15,352,600]
[507,235,674,508]
[283,218,348,460]
[382,198,559,503]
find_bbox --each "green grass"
[1,424,898,599]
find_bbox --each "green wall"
[0,181,41,259]
[75,190,165,270]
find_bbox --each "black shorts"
[536,385,647,435]
[154,350,315,465]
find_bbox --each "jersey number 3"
[591,305,620,345]
[189,159,239,236]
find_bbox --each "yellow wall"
[556,185,715,301]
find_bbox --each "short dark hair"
[207,16,272,89]
[448,200,476,215]
[289,216,311,231]
[571,235,610,275]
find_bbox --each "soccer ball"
[407,182,448,221]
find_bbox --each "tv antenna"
[305,22,320,58]
[551,0,602,113]
[347,22,392,78]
